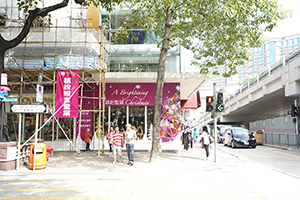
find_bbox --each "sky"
[264,0,300,38]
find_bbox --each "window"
[270,42,276,66]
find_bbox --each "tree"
[124,0,288,162]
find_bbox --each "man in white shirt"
[125,124,137,166]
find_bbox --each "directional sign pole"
[17,113,22,171]
[0,102,3,142]
[33,113,39,171]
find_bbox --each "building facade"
[0,0,209,151]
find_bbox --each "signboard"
[11,104,48,113]
[0,86,11,92]
[2,98,18,102]
[1,73,7,85]
[38,73,43,85]
[36,84,44,103]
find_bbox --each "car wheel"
[231,140,235,148]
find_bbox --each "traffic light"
[290,105,300,117]
[206,96,214,112]
[296,106,300,116]
[291,105,295,117]
[216,92,224,112]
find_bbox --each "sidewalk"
[1,142,234,176]
[1,143,300,200]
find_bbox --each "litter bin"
[254,130,264,145]
[29,143,47,170]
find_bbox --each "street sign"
[10,104,48,113]
[2,98,18,102]
[36,84,44,103]
[38,73,43,85]
[1,73,7,85]
[0,92,8,98]
[0,86,11,92]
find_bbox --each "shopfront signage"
[104,83,180,107]
[2,98,18,102]
[11,104,49,113]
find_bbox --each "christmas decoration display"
[160,92,181,142]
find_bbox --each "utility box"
[29,143,47,170]
[254,130,264,145]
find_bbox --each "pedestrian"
[112,126,124,164]
[84,128,92,152]
[181,126,190,152]
[107,126,114,157]
[193,128,198,143]
[200,126,210,160]
[125,124,137,166]
[187,127,193,149]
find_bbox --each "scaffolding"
[1,2,109,156]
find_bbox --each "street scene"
[1,0,300,200]
[1,143,300,200]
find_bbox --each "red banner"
[55,70,79,118]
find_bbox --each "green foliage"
[124,0,290,77]
[114,23,130,44]
[17,0,123,13]
[17,0,290,77]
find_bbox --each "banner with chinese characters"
[55,70,79,118]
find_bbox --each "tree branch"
[4,0,69,50]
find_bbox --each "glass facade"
[270,41,276,66]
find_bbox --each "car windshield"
[232,128,251,139]
[220,126,231,133]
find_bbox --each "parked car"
[217,125,232,143]
[223,127,257,148]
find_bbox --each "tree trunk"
[149,6,174,162]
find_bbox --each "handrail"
[225,48,300,103]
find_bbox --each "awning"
[181,90,201,110]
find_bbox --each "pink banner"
[55,70,79,118]
[82,83,180,107]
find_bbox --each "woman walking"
[201,126,210,160]
[181,126,190,152]
[107,126,114,157]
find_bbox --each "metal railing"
[225,48,300,103]
[264,132,300,149]
[16,144,31,167]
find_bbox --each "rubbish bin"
[254,130,264,145]
[29,143,47,170]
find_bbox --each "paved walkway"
[1,143,300,200]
